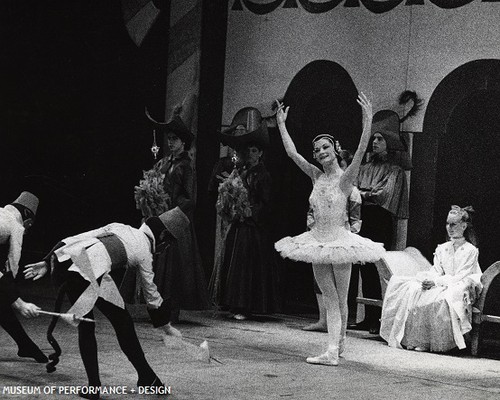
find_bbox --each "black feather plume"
[399,90,424,122]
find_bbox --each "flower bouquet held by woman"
[134,164,170,218]
[216,167,252,223]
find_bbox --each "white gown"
[380,241,482,352]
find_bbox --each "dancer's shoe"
[347,320,370,331]
[17,346,48,363]
[160,322,182,338]
[306,347,339,366]
[137,376,169,395]
[138,375,165,389]
[302,322,327,332]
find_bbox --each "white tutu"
[276,173,386,265]
[275,229,385,265]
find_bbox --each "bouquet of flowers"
[134,163,170,218]
[216,168,252,223]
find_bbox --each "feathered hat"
[371,90,424,152]
[145,92,197,149]
[219,107,269,151]
[371,110,407,152]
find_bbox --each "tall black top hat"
[219,107,269,151]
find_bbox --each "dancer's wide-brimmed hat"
[145,92,197,149]
[158,207,190,240]
[219,107,269,151]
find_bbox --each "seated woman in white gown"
[380,205,482,353]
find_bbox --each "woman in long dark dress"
[217,137,278,320]
[153,116,210,321]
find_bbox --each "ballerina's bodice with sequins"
[309,173,348,242]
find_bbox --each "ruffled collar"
[370,152,389,163]
[450,237,466,248]
[168,151,190,162]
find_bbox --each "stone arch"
[409,59,500,267]
[269,59,361,311]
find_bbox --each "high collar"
[168,151,190,162]
[370,152,389,163]
[245,160,265,172]
[450,237,467,249]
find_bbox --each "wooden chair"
[356,246,432,308]
[470,261,500,356]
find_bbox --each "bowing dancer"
[275,94,385,366]
[24,209,185,399]
[0,191,47,363]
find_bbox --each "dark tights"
[358,205,393,324]
[0,270,46,362]
[65,272,156,387]
[0,303,43,355]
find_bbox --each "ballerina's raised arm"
[275,100,321,179]
[340,93,373,193]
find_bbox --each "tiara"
[312,134,335,145]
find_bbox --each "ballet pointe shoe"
[405,345,428,352]
[302,321,327,332]
[306,347,339,366]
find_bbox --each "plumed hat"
[11,191,39,216]
[158,206,190,240]
[371,110,407,152]
[145,92,197,149]
[165,115,194,148]
[219,107,269,151]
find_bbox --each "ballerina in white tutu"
[275,93,385,366]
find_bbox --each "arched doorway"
[267,60,361,313]
[434,90,500,267]
[409,59,500,268]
